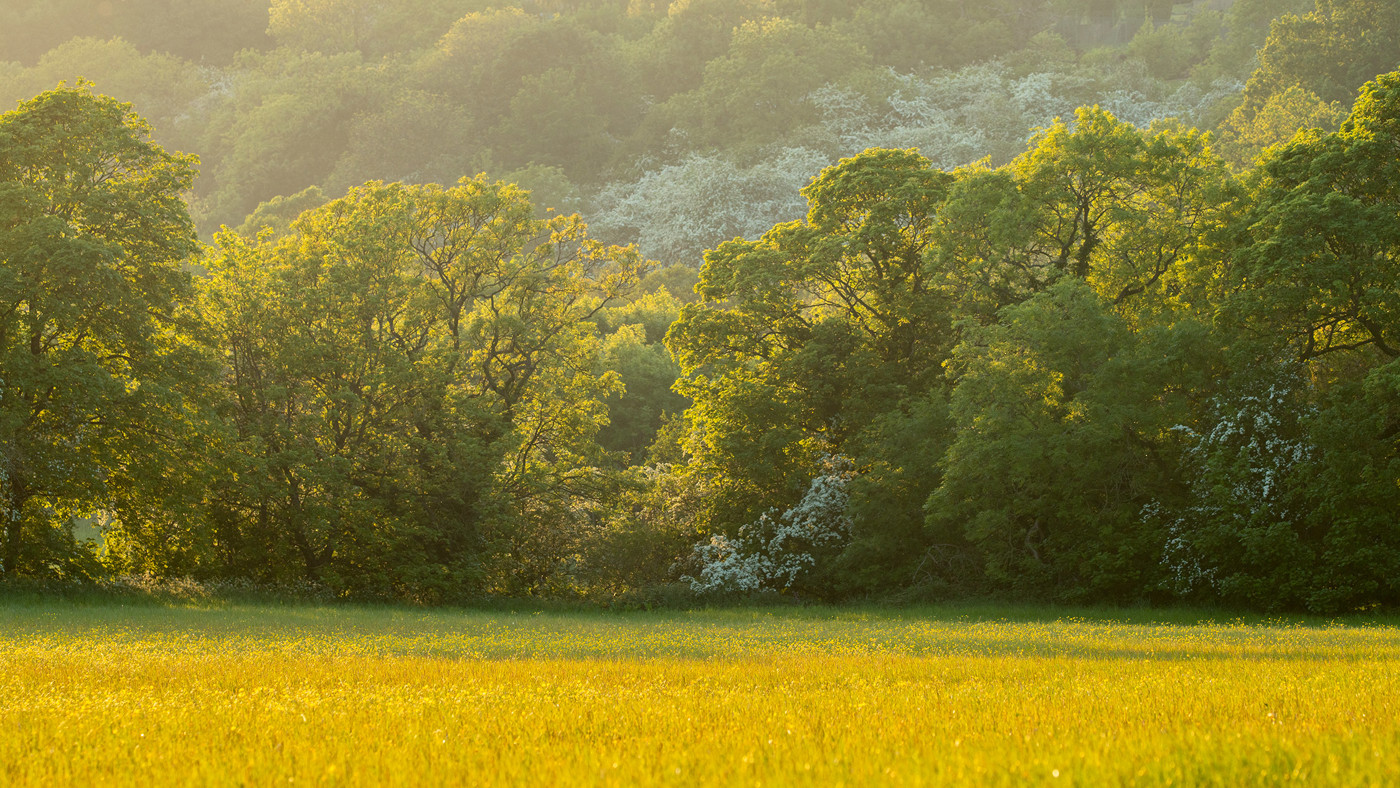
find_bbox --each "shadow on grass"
[3,587,1398,665]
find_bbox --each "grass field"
[2,600,1397,786]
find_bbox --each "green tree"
[656,17,870,152]
[1004,108,1237,326]
[1155,360,1321,609]
[1230,71,1400,362]
[0,85,200,577]
[924,109,1236,330]
[235,186,329,241]
[266,0,417,56]
[1298,360,1400,610]
[202,49,377,229]
[667,148,956,585]
[1240,0,1400,110]
[1127,13,1224,81]
[1156,349,1400,613]
[200,176,645,596]
[593,289,689,465]
[1178,71,1400,612]
[0,37,211,156]
[1221,0,1400,164]
[427,14,605,130]
[595,332,688,464]
[491,59,633,178]
[834,0,1019,72]
[928,280,1210,601]
[323,89,475,196]
[0,0,270,66]
[419,7,540,102]
[626,0,772,100]
[1215,84,1346,167]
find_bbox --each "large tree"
[0,85,199,576]
[1231,70,1400,362]
[195,177,645,596]
[666,148,956,592]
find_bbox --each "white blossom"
[1155,367,1316,593]
[686,454,855,595]
[589,147,831,265]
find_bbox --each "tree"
[1240,0,1400,110]
[1216,84,1346,167]
[432,14,605,135]
[667,148,956,584]
[1010,108,1234,320]
[202,49,377,229]
[834,0,1019,72]
[322,89,475,197]
[687,453,856,597]
[589,147,830,266]
[927,280,1209,601]
[1221,0,1400,163]
[0,85,199,577]
[1189,71,1400,612]
[627,0,771,100]
[267,0,487,56]
[491,61,628,178]
[1155,360,1320,609]
[1230,71,1400,362]
[234,186,328,241]
[199,176,646,597]
[0,0,270,66]
[593,290,690,464]
[0,37,212,157]
[1127,13,1224,82]
[267,0,387,55]
[1298,358,1400,610]
[657,17,871,152]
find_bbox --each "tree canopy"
[6,2,1400,613]
[0,85,199,577]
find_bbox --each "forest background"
[2,0,1399,613]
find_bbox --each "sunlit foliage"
[5,1,1400,612]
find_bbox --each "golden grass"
[2,603,1396,786]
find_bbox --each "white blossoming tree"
[1156,363,1317,607]
[589,147,830,266]
[687,455,855,596]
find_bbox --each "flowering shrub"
[687,455,855,595]
[1156,364,1316,600]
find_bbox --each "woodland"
[2,0,1400,612]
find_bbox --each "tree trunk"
[282,475,324,583]
[2,479,30,576]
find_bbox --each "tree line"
[5,66,1400,610]
[4,0,1400,611]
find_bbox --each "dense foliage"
[0,0,1320,257]
[3,0,1400,611]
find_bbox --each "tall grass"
[2,601,1396,785]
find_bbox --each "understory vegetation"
[3,0,1400,612]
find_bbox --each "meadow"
[2,600,1397,786]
